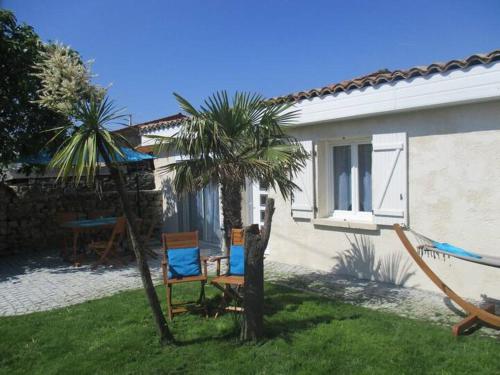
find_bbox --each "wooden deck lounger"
[394,224,500,335]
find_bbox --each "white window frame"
[326,138,373,223]
[252,180,269,227]
[257,182,269,225]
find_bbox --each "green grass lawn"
[0,283,498,375]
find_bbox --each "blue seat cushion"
[167,247,201,279]
[229,245,245,276]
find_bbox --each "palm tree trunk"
[240,198,275,341]
[220,180,243,251]
[240,223,264,341]
[99,143,174,345]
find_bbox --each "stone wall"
[5,169,155,192]
[0,173,161,256]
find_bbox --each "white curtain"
[334,146,352,211]
[203,182,220,244]
[183,182,220,244]
[358,144,372,212]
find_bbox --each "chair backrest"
[106,216,127,246]
[231,228,244,246]
[163,231,198,250]
[229,228,245,276]
[162,231,201,279]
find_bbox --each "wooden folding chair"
[162,231,208,320]
[210,228,245,316]
[89,216,127,268]
[56,212,85,259]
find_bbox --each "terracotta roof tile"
[136,113,187,133]
[271,49,500,103]
[136,49,500,132]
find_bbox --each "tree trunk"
[220,180,243,251]
[240,198,275,342]
[99,143,174,345]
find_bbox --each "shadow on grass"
[174,326,241,347]
[263,285,341,315]
[176,284,361,346]
[264,313,361,342]
[263,285,361,341]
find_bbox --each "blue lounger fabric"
[229,245,245,276]
[167,247,201,278]
[432,241,482,259]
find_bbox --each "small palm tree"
[48,95,173,345]
[151,91,308,247]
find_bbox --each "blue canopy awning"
[19,147,155,165]
[106,147,155,163]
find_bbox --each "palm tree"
[151,91,308,247]
[48,95,174,345]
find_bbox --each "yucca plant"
[48,95,174,345]
[150,91,308,248]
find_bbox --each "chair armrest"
[200,256,209,276]
[208,255,229,261]
[208,256,229,276]
[161,260,168,284]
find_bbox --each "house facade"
[138,113,223,248]
[139,50,500,300]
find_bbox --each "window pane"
[203,182,221,244]
[358,144,372,212]
[259,180,269,191]
[260,194,268,206]
[333,146,351,211]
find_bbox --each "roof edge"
[270,49,500,104]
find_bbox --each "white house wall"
[289,61,500,126]
[137,61,500,300]
[268,100,500,300]
[141,127,182,233]
[141,124,180,146]
[140,125,231,239]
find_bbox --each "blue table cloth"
[62,217,118,228]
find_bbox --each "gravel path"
[1,246,498,337]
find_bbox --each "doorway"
[178,182,221,245]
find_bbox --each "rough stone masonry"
[0,170,161,256]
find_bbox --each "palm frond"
[173,92,201,117]
[160,90,307,199]
[47,95,128,184]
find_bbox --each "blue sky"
[4,0,500,127]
